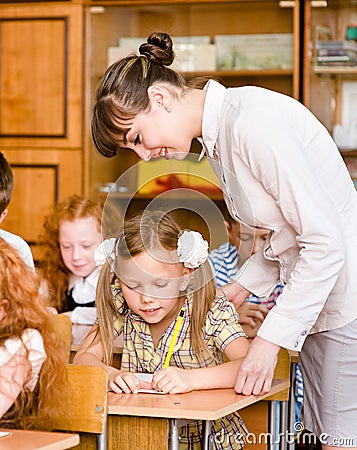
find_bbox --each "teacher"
[91,32,357,448]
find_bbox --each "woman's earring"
[166,107,172,113]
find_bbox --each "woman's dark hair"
[91,32,187,158]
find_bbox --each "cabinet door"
[0,3,84,261]
[0,3,83,148]
[86,0,300,195]
[302,0,357,185]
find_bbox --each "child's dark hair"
[0,152,14,215]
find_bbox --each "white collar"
[68,266,101,291]
[198,79,226,161]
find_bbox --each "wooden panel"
[0,148,83,260]
[68,416,169,450]
[240,402,268,450]
[5,164,57,241]
[0,18,65,137]
[0,3,83,148]
[108,415,168,450]
[53,365,108,435]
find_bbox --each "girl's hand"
[237,303,269,337]
[109,373,152,394]
[152,367,194,394]
[237,302,268,328]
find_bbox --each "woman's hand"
[109,372,152,394]
[152,367,195,394]
[234,336,280,395]
[218,282,251,310]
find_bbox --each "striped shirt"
[208,242,282,309]
[111,282,248,449]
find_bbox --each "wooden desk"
[71,332,293,450]
[107,379,289,450]
[0,429,79,450]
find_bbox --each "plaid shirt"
[111,282,248,449]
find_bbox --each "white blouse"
[199,80,357,350]
[68,266,101,324]
[0,329,46,391]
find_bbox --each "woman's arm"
[217,283,251,310]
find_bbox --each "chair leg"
[168,419,180,450]
[97,418,108,450]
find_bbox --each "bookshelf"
[303,0,357,167]
[85,0,301,200]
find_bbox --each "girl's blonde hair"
[38,195,104,312]
[0,238,68,429]
[95,210,215,365]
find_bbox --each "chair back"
[266,348,291,401]
[52,364,108,435]
[52,313,72,362]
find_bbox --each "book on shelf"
[315,40,357,50]
[315,40,357,66]
[316,55,357,64]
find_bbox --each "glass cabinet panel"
[86,0,300,195]
[303,0,357,150]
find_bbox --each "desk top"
[108,378,289,421]
[0,429,79,450]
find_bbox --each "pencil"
[163,306,186,369]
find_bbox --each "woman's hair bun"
[139,32,175,66]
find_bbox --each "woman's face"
[120,109,192,162]
[59,217,102,278]
[118,86,200,162]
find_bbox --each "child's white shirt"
[68,266,101,324]
[0,329,46,391]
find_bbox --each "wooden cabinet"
[85,0,301,197]
[0,0,302,255]
[0,3,84,260]
[302,0,357,186]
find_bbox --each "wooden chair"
[52,313,72,362]
[52,364,108,450]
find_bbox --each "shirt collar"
[198,79,226,162]
[68,266,101,290]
